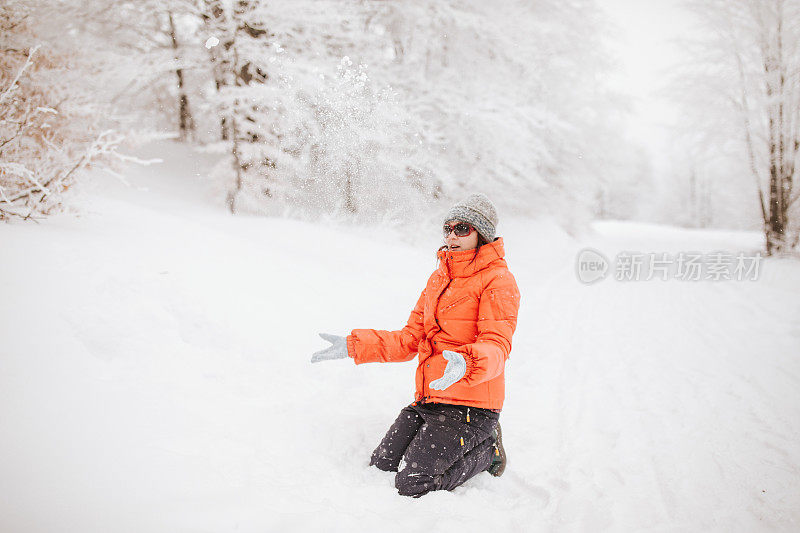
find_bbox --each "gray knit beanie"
[443,193,498,242]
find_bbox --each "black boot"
[487,422,507,477]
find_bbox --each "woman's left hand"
[429,350,467,390]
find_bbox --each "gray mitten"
[428,350,467,390]
[311,333,348,363]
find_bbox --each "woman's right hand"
[311,333,348,363]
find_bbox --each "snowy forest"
[2,0,799,253]
[2,1,800,532]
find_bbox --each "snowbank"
[1,142,798,532]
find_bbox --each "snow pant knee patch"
[370,405,424,472]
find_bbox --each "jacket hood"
[437,237,506,278]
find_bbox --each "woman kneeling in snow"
[311,193,521,497]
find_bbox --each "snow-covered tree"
[3,0,631,228]
[679,0,800,253]
[194,0,626,228]
[199,0,429,219]
[346,0,628,228]
[0,1,121,220]
[47,0,206,141]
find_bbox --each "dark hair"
[468,234,489,264]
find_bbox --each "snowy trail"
[1,143,799,532]
[513,227,800,531]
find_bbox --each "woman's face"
[444,220,479,251]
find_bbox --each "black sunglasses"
[443,222,475,237]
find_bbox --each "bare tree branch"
[0,44,38,105]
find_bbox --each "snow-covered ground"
[1,142,799,532]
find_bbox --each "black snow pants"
[369,402,500,497]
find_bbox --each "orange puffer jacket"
[346,238,521,410]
